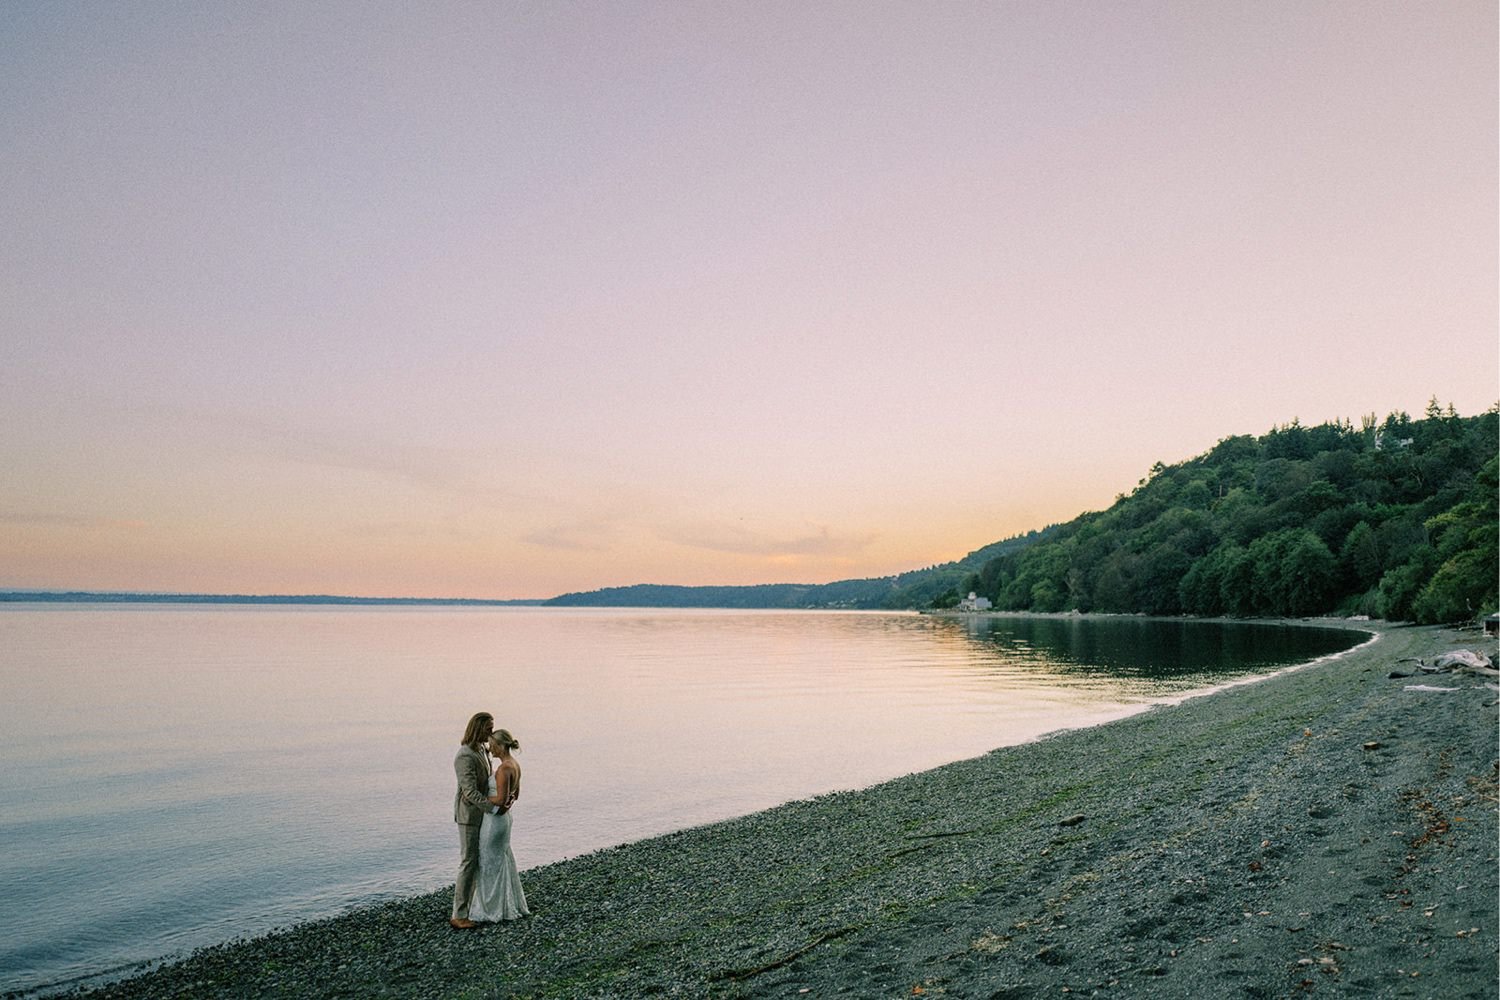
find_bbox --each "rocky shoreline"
[73,622,1497,999]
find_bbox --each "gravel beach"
[72,621,1497,999]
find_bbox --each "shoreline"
[70,621,1497,999]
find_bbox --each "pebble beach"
[70,620,1497,999]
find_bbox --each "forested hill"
[544,531,1050,609]
[960,403,1497,625]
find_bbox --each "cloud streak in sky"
[658,521,878,561]
[210,412,484,495]
[522,521,619,553]
[0,510,148,531]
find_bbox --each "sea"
[0,605,1364,996]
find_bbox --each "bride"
[471,728,529,922]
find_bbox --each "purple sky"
[2,2,1495,598]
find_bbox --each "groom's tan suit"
[453,744,494,920]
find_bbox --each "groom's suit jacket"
[453,745,493,826]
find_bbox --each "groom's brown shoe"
[449,917,478,930]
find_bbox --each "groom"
[451,711,501,929]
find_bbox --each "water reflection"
[949,614,1363,681]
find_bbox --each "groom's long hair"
[460,712,493,748]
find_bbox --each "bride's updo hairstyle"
[491,729,520,752]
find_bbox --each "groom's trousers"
[453,821,483,919]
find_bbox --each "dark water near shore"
[959,613,1363,677]
[0,606,1362,996]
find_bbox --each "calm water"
[0,606,1363,995]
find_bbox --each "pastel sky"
[2,2,1495,599]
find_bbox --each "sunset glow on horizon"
[2,2,1495,600]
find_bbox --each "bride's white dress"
[469,772,529,922]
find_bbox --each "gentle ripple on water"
[0,606,1362,996]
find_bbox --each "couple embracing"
[450,711,530,929]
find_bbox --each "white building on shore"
[957,591,992,612]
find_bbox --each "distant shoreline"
[925,607,1382,627]
[0,591,545,606]
[0,593,1408,626]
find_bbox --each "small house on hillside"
[1374,431,1415,451]
[957,592,992,612]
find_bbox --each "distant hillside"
[961,402,1497,625]
[544,530,1050,609]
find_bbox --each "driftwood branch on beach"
[711,924,864,981]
